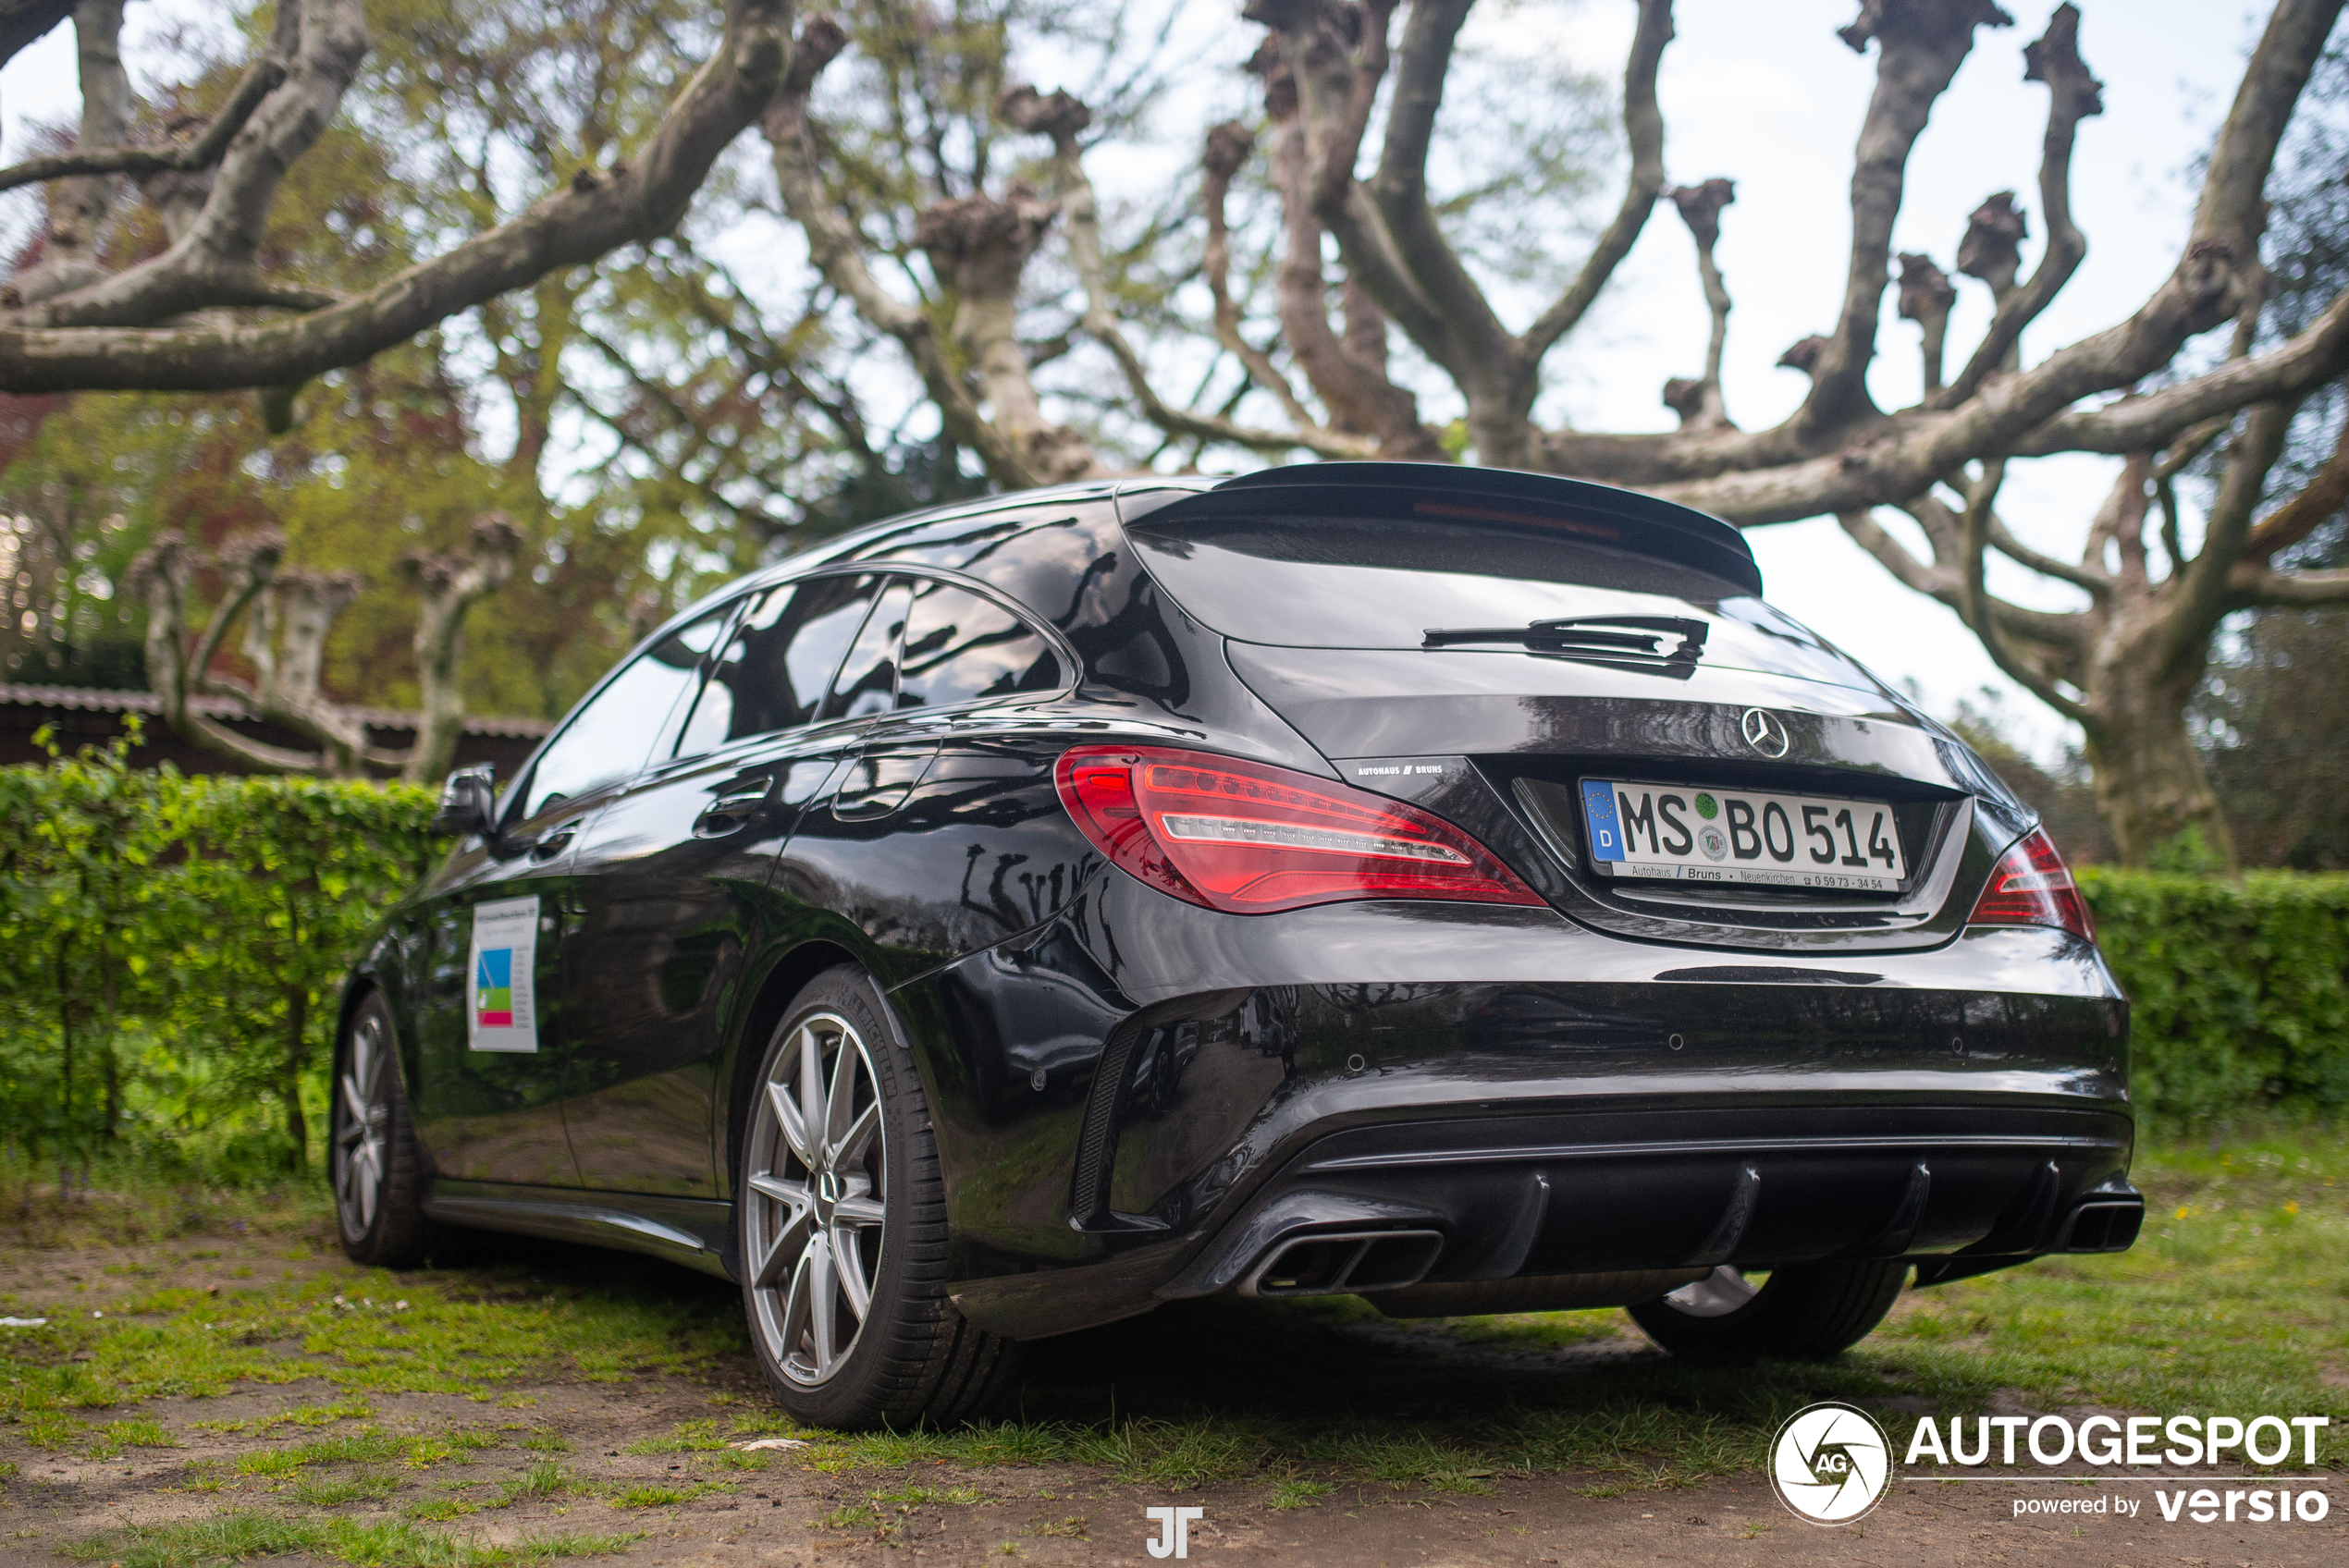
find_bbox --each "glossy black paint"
[346,466,2134,1344]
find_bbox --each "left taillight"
[1054,743,1545,915]
[1967,827,2094,941]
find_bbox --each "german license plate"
[1578,778,1906,890]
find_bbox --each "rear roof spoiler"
[1139,460,1762,597]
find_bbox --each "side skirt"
[424,1180,736,1281]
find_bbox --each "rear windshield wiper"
[1421,615,1708,674]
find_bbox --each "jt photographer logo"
[1144,1504,1203,1558]
[1765,1405,2334,1527]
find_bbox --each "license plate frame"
[1577,778,1907,891]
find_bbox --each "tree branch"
[401,513,522,784]
[1936,5,2100,407]
[765,15,1041,485]
[6,0,129,306]
[125,532,326,775]
[1242,40,1439,457]
[0,0,74,73]
[1800,0,2013,438]
[1952,459,2092,720]
[1522,0,1675,360]
[2242,410,2349,562]
[1255,0,1461,377]
[1011,83,1371,463]
[2165,403,2292,673]
[0,52,288,195]
[2020,286,2349,456]
[1896,251,1954,398]
[2233,567,2349,606]
[1663,178,1733,430]
[0,0,793,390]
[1198,117,1319,432]
[1989,513,2109,596]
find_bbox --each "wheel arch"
[719,936,870,1208]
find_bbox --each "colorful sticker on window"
[467,896,539,1053]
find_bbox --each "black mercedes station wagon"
[332,462,2142,1428]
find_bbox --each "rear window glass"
[1126,516,1878,692]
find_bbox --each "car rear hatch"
[1118,466,2021,954]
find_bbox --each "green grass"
[0,1152,334,1253]
[0,1244,746,1441]
[288,1469,405,1507]
[765,1123,2349,1490]
[1874,1124,2349,1426]
[65,1512,641,1567]
[12,1121,2347,1525]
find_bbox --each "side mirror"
[432,765,498,839]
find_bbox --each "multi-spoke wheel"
[737,966,1026,1429]
[335,1007,393,1237]
[1628,1261,1908,1361]
[330,991,439,1268]
[744,1010,889,1387]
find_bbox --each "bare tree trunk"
[2081,661,2237,870]
[401,514,521,784]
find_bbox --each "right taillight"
[1055,743,1545,915]
[1968,827,2094,941]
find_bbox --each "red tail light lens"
[1968,827,2094,941]
[1054,744,1545,914]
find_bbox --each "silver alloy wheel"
[744,1011,889,1387]
[334,1011,390,1237]
[1661,1265,1761,1318]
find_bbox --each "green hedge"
[2080,867,2349,1122]
[4,733,2344,1177]
[0,731,439,1175]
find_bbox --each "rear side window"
[522,606,730,818]
[821,577,913,722]
[1127,515,1876,692]
[896,581,1061,709]
[675,574,879,754]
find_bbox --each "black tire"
[331,991,441,1268]
[1627,1261,1909,1361]
[736,965,1025,1430]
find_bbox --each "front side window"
[674,574,881,755]
[520,607,730,820]
[896,581,1060,709]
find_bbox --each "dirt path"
[1,1227,2338,1568]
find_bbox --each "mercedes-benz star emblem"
[1740,707,1790,757]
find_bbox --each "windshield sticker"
[468,896,540,1053]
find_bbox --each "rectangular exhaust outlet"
[1241,1230,1445,1298]
[2056,1198,2144,1254]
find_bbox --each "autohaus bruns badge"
[1769,1402,1893,1525]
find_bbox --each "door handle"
[830,787,913,822]
[527,827,576,862]
[693,786,772,839]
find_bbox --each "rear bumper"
[1159,1101,2140,1301]
[925,892,2134,1339]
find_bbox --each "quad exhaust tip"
[1240,1229,1445,1298]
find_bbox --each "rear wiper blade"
[1421,615,1709,661]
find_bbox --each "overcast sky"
[0,2,2280,759]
